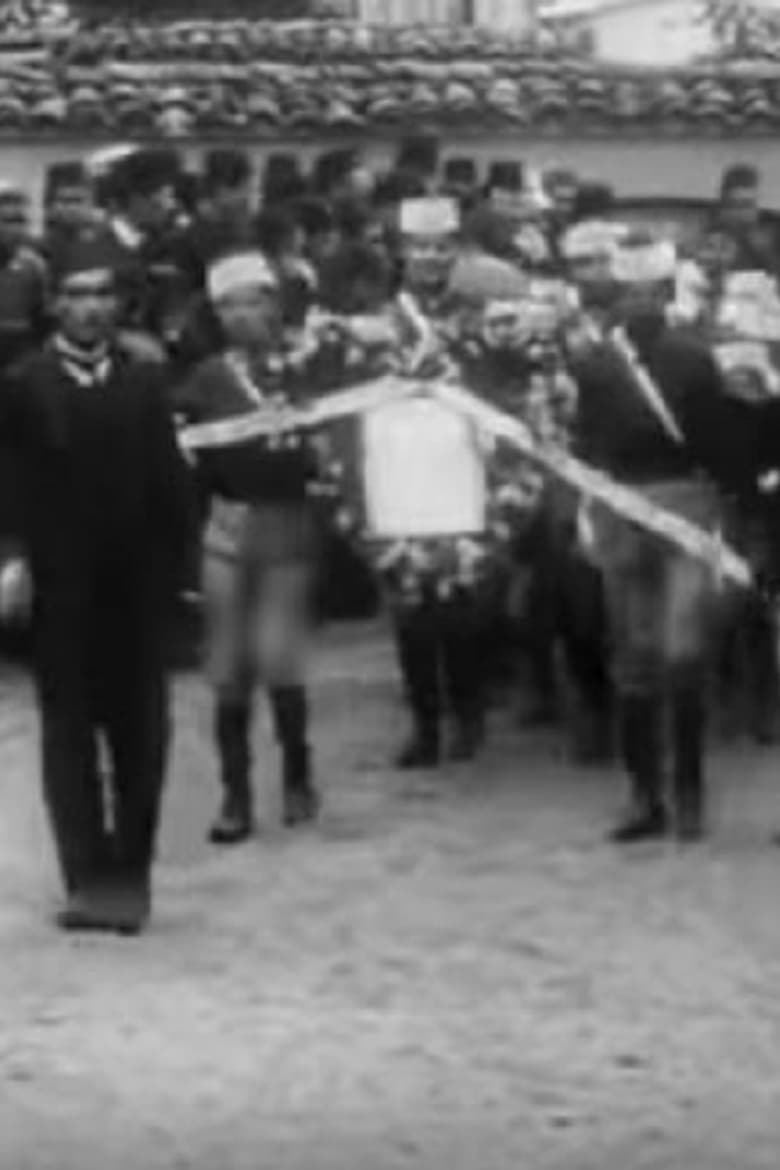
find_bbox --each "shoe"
[609,804,668,844]
[283,784,321,828]
[281,737,321,828]
[102,878,152,937]
[211,700,254,844]
[672,690,707,845]
[110,879,152,935]
[55,888,117,933]
[208,796,255,845]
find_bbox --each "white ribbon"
[610,326,686,446]
[178,375,752,589]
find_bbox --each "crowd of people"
[0,135,779,938]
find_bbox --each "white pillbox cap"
[85,144,137,179]
[399,197,460,237]
[609,240,677,284]
[561,219,629,261]
[207,251,278,302]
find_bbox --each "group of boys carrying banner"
[175,206,780,598]
[179,367,754,592]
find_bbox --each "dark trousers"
[33,585,170,895]
[557,551,613,723]
[516,511,613,724]
[393,589,486,727]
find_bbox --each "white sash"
[222,351,300,450]
[610,326,685,446]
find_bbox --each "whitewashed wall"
[471,0,536,30]
[356,0,466,22]
[587,0,715,65]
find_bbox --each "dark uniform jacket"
[174,352,319,507]
[572,318,748,493]
[0,345,191,617]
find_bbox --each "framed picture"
[361,394,487,539]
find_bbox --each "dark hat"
[332,195,372,239]
[442,157,478,189]
[486,159,523,193]
[373,170,427,207]
[720,162,760,196]
[293,196,334,237]
[175,169,202,213]
[263,152,301,185]
[311,148,357,195]
[262,154,307,206]
[203,147,252,192]
[462,205,517,259]
[573,182,616,221]
[254,206,298,258]
[44,160,88,199]
[544,166,578,192]
[112,147,182,201]
[319,241,391,312]
[395,134,440,176]
[52,231,125,286]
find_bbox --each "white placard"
[714,341,780,398]
[717,292,780,342]
[361,396,487,539]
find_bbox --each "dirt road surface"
[1,620,779,1170]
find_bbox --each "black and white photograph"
[1,0,780,1166]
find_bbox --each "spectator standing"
[174,251,323,845]
[0,238,191,933]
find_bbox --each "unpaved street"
[1,621,779,1170]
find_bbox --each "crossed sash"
[178,370,752,590]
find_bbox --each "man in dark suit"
[0,238,191,934]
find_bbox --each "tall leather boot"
[270,686,320,827]
[672,688,706,842]
[563,633,614,766]
[443,605,487,762]
[209,700,254,844]
[610,695,668,843]
[748,598,779,745]
[393,610,441,769]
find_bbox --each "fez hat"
[175,170,201,213]
[293,196,334,237]
[442,157,478,190]
[574,182,616,222]
[203,148,252,192]
[395,134,440,176]
[262,154,307,206]
[255,206,298,259]
[319,241,390,309]
[112,147,181,201]
[44,160,88,200]
[52,233,125,287]
[486,159,524,193]
[311,148,357,195]
[373,170,427,207]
